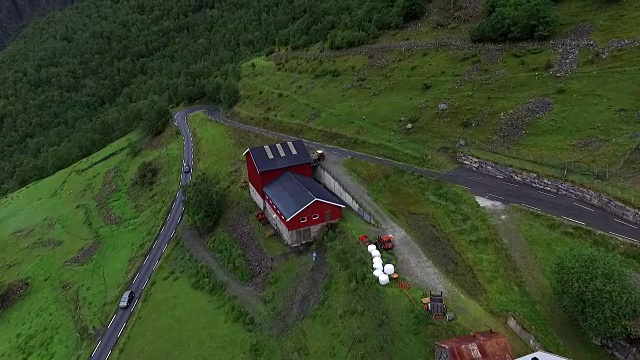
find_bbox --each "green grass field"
[115,115,473,359]
[0,127,182,360]
[514,208,640,355]
[234,0,640,206]
[344,158,618,358]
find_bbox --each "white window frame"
[300,217,308,223]
[312,214,320,220]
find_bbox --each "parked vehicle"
[311,150,325,165]
[119,290,135,309]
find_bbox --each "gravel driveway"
[322,155,450,293]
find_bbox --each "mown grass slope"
[234,0,640,206]
[0,128,182,360]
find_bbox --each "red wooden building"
[435,331,514,360]
[244,140,344,246]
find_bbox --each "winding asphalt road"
[90,104,638,359]
[89,109,195,360]
[199,106,640,243]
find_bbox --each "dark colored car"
[119,290,135,309]
[182,164,191,173]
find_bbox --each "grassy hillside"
[343,158,626,358]
[0,127,181,360]
[234,0,640,206]
[115,115,472,359]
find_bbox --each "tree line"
[0,0,425,196]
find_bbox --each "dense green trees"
[0,0,424,197]
[472,0,557,41]
[550,247,640,340]
[184,174,226,234]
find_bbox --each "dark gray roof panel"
[263,172,345,220]
[247,140,312,172]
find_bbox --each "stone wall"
[595,338,640,360]
[314,165,379,226]
[507,315,545,352]
[458,154,640,225]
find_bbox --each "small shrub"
[132,160,160,188]
[184,173,226,234]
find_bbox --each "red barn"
[244,140,345,246]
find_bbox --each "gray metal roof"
[245,140,312,172]
[263,172,345,221]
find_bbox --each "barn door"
[325,210,331,222]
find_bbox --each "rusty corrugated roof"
[436,331,514,360]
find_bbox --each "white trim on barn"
[249,182,264,209]
[284,198,346,222]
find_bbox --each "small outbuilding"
[435,330,514,360]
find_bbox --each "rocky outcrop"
[458,154,640,225]
[0,0,74,49]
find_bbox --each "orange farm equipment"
[359,234,395,250]
[377,235,395,250]
[255,211,268,226]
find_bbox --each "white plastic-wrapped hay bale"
[371,249,381,258]
[367,244,377,253]
[373,257,383,264]
[373,262,383,271]
[373,269,384,278]
[378,273,390,285]
[383,264,395,275]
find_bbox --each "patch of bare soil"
[495,97,553,144]
[271,244,328,335]
[224,209,274,292]
[0,280,29,313]
[95,167,122,226]
[181,228,263,315]
[63,241,101,266]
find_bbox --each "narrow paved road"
[90,103,639,359]
[89,109,195,360]
[198,106,639,244]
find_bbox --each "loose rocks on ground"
[95,167,122,226]
[495,97,553,144]
[64,241,101,266]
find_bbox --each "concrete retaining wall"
[249,182,263,210]
[507,315,545,351]
[314,166,379,226]
[458,154,640,225]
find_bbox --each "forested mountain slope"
[0,0,73,49]
[0,0,422,196]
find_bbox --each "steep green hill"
[0,0,422,197]
[234,0,640,205]
[0,128,181,360]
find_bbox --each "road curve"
[198,106,639,244]
[90,103,638,359]
[89,108,196,360]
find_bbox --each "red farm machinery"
[358,234,395,251]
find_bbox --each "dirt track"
[271,244,328,334]
[181,227,263,315]
[322,155,450,294]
